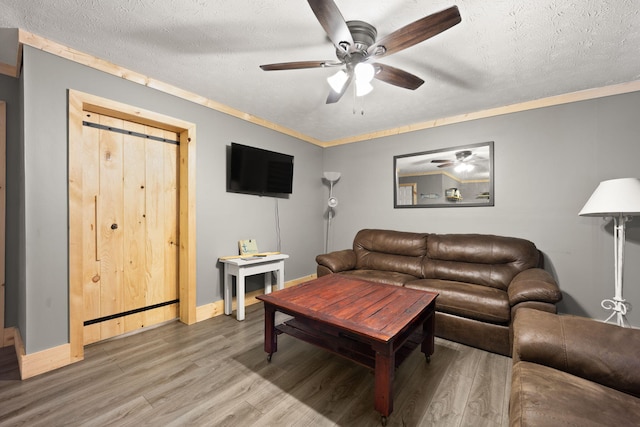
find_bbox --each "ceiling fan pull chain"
[350,87,366,115]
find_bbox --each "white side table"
[219,254,289,321]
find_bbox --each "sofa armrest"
[508,268,562,306]
[513,308,640,398]
[315,249,357,274]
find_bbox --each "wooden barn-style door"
[69,90,196,365]
[80,112,180,345]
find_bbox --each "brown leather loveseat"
[510,308,640,426]
[316,229,563,356]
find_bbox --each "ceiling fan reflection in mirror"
[432,150,481,172]
[259,0,462,104]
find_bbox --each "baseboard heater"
[83,299,179,326]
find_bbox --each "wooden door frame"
[68,90,196,362]
[398,183,418,205]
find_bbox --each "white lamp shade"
[354,63,375,83]
[323,171,341,183]
[356,80,373,97]
[579,178,640,216]
[327,70,348,93]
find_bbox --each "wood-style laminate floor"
[0,303,511,426]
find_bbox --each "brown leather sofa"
[316,229,563,356]
[510,308,640,426]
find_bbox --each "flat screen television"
[227,143,294,196]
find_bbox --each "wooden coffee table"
[256,274,437,424]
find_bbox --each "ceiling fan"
[259,0,462,104]
[431,150,477,169]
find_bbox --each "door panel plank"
[163,129,179,320]
[98,115,125,339]
[82,112,102,345]
[123,121,147,333]
[144,126,167,326]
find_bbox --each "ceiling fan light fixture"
[455,163,474,173]
[327,70,349,93]
[356,80,373,97]
[354,62,375,83]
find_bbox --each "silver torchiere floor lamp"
[579,177,640,327]
[323,172,341,253]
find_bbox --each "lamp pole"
[325,180,335,253]
[323,172,340,253]
[602,214,630,327]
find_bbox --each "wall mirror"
[394,141,494,208]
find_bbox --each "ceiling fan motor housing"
[456,150,472,160]
[336,20,377,60]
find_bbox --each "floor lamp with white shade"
[579,177,640,327]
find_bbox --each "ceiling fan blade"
[326,72,353,104]
[431,159,452,163]
[373,63,424,90]
[260,60,342,71]
[367,6,461,59]
[437,163,455,168]
[307,0,355,53]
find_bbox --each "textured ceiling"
[1,0,639,142]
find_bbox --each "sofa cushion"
[510,361,640,427]
[353,229,427,278]
[406,279,510,324]
[338,270,417,287]
[423,234,539,290]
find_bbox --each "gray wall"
[0,72,23,331]
[19,46,324,353]
[323,92,640,326]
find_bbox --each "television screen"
[228,143,294,196]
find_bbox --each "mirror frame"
[394,141,494,208]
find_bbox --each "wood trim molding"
[0,62,17,78]
[68,90,197,364]
[12,28,640,149]
[3,326,14,348]
[0,28,21,78]
[13,327,72,380]
[17,29,322,146]
[319,80,640,147]
[195,274,316,322]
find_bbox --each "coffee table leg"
[421,311,436,363]
[374,345,394,421]
[264,303,277,361]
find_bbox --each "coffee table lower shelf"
[275,318,429,370]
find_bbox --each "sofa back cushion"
[354,229,427,278]
[423,234,539,290]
